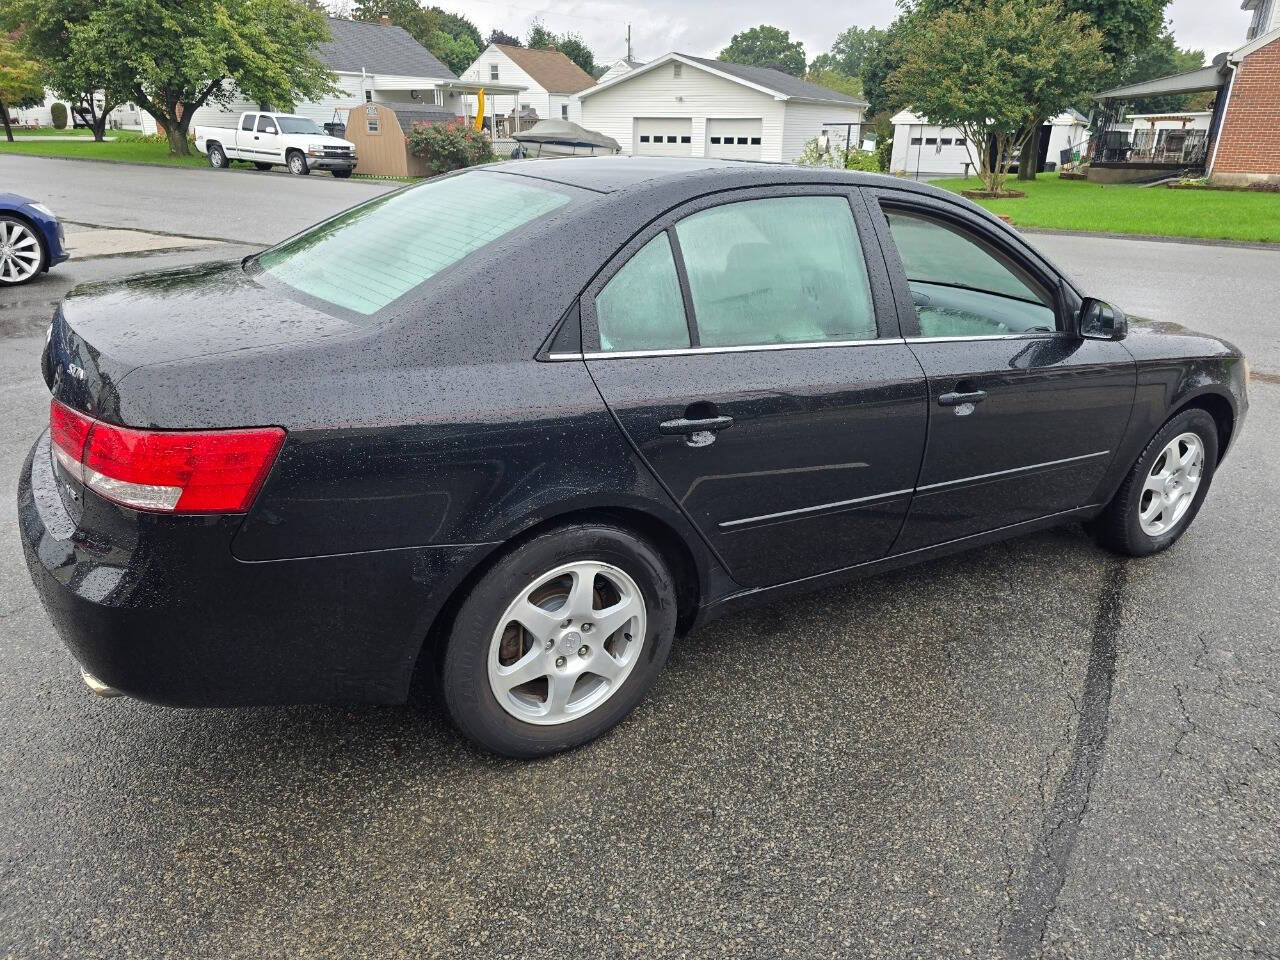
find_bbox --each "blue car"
[0,193,68,287]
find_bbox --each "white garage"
[635,118,693,156]
[706,118,763,160]
[577,53,866,164]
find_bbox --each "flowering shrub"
[796,137,884,172]
[405,121,494,175]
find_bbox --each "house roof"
[493,44,597,94]
[319,18,456,80]
[579,52,867,107]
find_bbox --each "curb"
[1017,226,1280,253]
[63,219,266,248]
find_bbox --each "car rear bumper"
[18,431,491,707]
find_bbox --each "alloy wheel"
[1138,431,1204,537]
[487,560,646,725]
[0,219,43,284]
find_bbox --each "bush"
[796,136,884,173]
[50,103,68,129]
[405,121,494,175]
[875,136,893,173]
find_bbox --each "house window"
[490,64,499,81]
[940,138,953,145]
[366,103,380,134]
[673,63,682,78]
[561,104,568,120]
[925,137,937,145]
[750,137,761,145]
[910,137,923,145]
[640,135,650,143]
[680,135,691,143]
[666,135,677,143]
[364,90,373,103]
[710,136,721,144]
[955,138,966,147]
[736,137,748,144]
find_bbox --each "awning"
[435,80,527,96]
[1095,65,1225,101]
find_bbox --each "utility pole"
[626,24,632,61]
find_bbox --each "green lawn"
[4,127,98,137]
[0,133,208,168]
[933,175,1280,244]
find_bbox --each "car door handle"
[659,415,734,435]
[938,390,988,407]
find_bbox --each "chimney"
[379,15,391,26]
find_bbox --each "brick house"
[1092,6,1280,186]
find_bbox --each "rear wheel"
[441,525,677,757]
[1092,408,1219,557]
[207,144,228,169]
[287,151,309,176]
[0,215,46,286]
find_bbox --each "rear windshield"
[254,173,572,315]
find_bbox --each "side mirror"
[1078,298,1128,341]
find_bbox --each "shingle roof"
[319,18,456,80]
[681,55,866,105]
[494,44,597,94]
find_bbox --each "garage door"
[706,119,763,160]
[635,118,692,156]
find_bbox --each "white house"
[890,109,1090,178]
[576,53,867,163]
[460,44,596,127]
[598,56,645,85]
[168,18,522,134]
[10,89,71,128]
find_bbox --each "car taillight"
[49,399,285,514]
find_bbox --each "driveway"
[1,159,1277,959]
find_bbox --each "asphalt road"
[1,158,1278,959]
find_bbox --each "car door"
[255,114,282,162]
[864,187,1136,553]
[581,186,928,589]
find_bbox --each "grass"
[932,175,1280,245]
[4,127,98,137]
[0,131,208,168]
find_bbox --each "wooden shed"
[334,102,457,177]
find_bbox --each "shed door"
[706,119,762,160]
[635,118,692,156]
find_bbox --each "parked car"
[19,159,1249,757]
[194,112,358,177]
[0,193,68,286]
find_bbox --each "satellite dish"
[409,89,422,101]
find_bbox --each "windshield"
[276,117,325,135]
[254,172,572,315]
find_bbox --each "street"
[1,156,1278,959]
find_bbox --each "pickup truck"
[194,112,357,177]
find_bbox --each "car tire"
[1092,407,1219,557]
[0,213,47,286]
[287,152,309,176]
[332,168,353,179]
[207,144,228,169]
[441,524,678,758]
[253,162,273,171]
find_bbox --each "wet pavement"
[0,170,1278,958]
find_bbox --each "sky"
[419,0,1253,68]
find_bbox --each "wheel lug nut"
[560,619,571,628]
[555,656,566,668]
[578,645,590,657]
[545,639,555,650]
[581,623,593,633]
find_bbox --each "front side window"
[595,233,690,353]
[256,116,277,134]
[883,209,1057,338]
[256,173,572,315]
[674,196,877,348]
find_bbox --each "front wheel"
[332,168,353,179]
[1091,408,1219,557]
[441,525,677,757]
[287,152,309,176]
[207,144,228,169]
[0,215,47,286]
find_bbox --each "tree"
[858,19,908,118]
[1113,24,1205,112]
[2,0,130,141]
[488,28,521,47]
[0,33,43,142]
[427,28,478,74]
[81,0,338,155]
[719,25,805,77]
[811,26,883,77]
[429,9,481,50]
[805,67,863,99]
[889,0,1107,194]
[352,0,438,47]
[526,20,597,75]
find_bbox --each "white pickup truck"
[194,112,357,177]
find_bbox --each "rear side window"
[674,196,876,348]
[596,233,690,353]
[241,114,256,131]
[256,174,571,315]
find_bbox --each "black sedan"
[18,159,1249,757]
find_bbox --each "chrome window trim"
[905,332,1067,344]
[571,338,905,361]
[917,450,1111,493]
